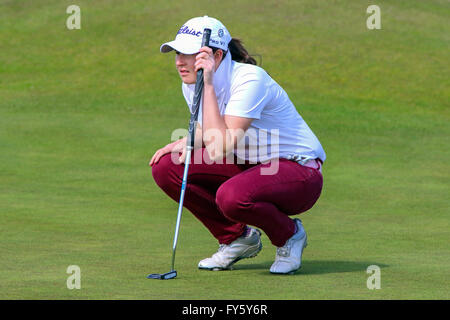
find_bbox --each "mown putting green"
[0,0,448,299]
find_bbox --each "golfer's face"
[175,52,197,84]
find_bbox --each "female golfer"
[150,16,325,274]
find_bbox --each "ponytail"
[227,38,257,65]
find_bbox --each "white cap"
[160,16,231,54]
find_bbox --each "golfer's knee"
[151,153,175,190]
[216,184,250,221]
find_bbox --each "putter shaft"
[171,147,192,271]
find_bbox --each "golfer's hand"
[149,145,171,167]
[195,46,215,85]
[178,147,187,164]
[149,139,186,166]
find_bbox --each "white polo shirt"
[182,57,326,164]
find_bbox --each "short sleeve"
[224,70,271,120]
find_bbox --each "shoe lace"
[211,244,229,263]
[276,241,291,257]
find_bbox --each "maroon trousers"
[151,148,323,247]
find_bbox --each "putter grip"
[187,28,211,148]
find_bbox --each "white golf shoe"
[270,218,307,274]
[198,227,262,270]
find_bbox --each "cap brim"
[160,40,200,55]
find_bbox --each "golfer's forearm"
[202,85,233,158]
[194,124,203,148]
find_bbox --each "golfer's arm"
[202,84,252,160]
[194,123,204,148]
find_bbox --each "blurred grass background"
[0,0,448,299]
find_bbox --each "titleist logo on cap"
[177,25,202,37]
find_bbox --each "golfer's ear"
[215,50,224,68]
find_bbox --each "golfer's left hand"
[195,46,215,85]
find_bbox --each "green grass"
[0,0,449,299]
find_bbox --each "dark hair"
[228,38,257,65]
[211,38,257,65]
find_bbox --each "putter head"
[147,270,177,280]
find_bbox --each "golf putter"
[148,28,211,280]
